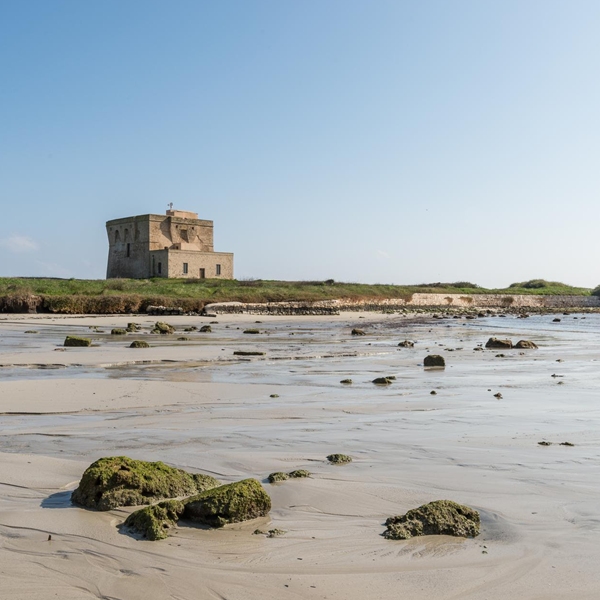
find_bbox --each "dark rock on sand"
[398,340,414,348]
[199,325,212,333]
[515,340,538,349]
[243,329,260,334]
[183,478,271,528]
[288,470,310,478]
[485,338,513,349]
[351,329,366,336]
[424,355,445,368]
[129,340,150,348]
[151,322,175,334]
[373,377,393,385]
[233,351,265,356]
[126,323,141,332]
[327,454,352,465]
[340,379,353,384]
[384,500,480,540]
[64,336,91,347]
[72,456,220,511]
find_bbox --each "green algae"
[384,500,480,540]
[183,478,271,528]
[288,470,310,478]
[64,335,91,347]
[151,322,175,334]
[327,454,352,465]
[111,328,127,335]
[124,499,185,541]
[71,456,220,511]
[129,340,150,348]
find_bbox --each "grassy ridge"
[0,277,591,304]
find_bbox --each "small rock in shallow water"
[538,441,552,446]
[493,393,503,399]
[351,328,366,336]
[424,355,445,368]
[559,442,575,446]
[340,379,353,384]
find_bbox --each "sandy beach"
[1,311,599,599]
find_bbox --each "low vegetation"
[0,277,592,314]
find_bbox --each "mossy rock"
[373,377,393,385]
[183,478,271,528]
[233,351,265,356]
[327,453,352,465]
[130,340,150,348]
[243,329,260,334]
[111,328,127,335]
[384,500,480,540]
[515,340,538,349]
[71,456,220,511]
[269,394,279,398]
[124,499,185,541]
[199,325,212,333]
[64,335,91,347]
[151,322,175,334]
[340,379,353,384]
[351,328,366,336]
[268,472,289,483]
[126,323,141,332]
[423,354,445,368]
[288,469,310,478]
[485,337,513,349]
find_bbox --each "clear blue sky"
[1,0,599,287]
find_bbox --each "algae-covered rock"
[373,377,393,385]
[351,328,366,336]
[126,323,141,332]
[130,340,150,348]
[327,453,352,465]
[64,336,91,347]
[423,354,445,368]
[183,478,271,528]
[288,470,310,478]
[199,325,212,333]
[384,500,480,540]
[151,322,175,334]
[268,472,289,483]
[111,328,127,335]
[485,337,513,349]
[124,499,185,541]
[515,340,538,349]
[71,456,220,511]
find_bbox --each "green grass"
[0,277,591,303]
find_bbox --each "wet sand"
[1,312,599,599]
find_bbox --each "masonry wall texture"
[106,210,233,279]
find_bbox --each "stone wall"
[204,294,600,314]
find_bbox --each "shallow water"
[1,312,600,599]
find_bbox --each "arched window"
[115,230,121,243]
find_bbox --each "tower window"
[216,264,221,276]
[183,263,188,274]
[126,243,131,257]
[158,262,162,275]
